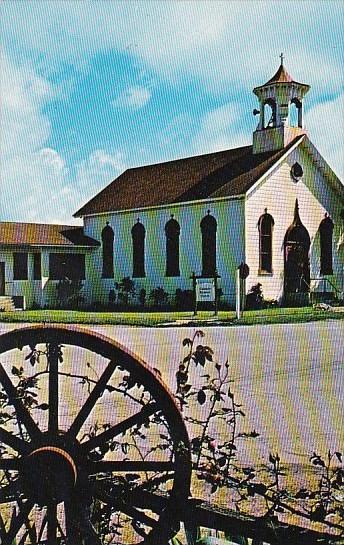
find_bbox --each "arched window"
[258,209,274,273]
[131,220,146,278]
[165,216,180,277]
[101,223,114,278]
[319,214,334,275]
[290,98,302,128]
[200,212,217,276]
[264,98,277,128]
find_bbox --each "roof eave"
[245,136,306,197]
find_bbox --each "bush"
[115,277,135,307]
[56,278,84,309]
[139,288,146,307]
[246,283,264,310]
[150,286,169,307]
[175,289,194,310]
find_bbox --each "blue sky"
[1,0,343,224]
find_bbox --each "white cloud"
[39,148,66,172]
[193,103,250,155]
[113,85,151,110]
[307,93,344,180]
[76,149,125,191]
[2,1,343,94]
[0,50,126,222]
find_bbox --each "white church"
[1,61,343,310]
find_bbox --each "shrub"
[56,278,84,309]
[175,289,194,310]
[150,286,169,307]
[246,283,264,310]
[115,277,135,307]
[139,288,146,307]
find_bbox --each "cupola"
[253,55,310,154]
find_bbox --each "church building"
[1,61,343,310]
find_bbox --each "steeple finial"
[280,52,284,66]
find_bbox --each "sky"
[1,0,343,224]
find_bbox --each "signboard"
[196,278,216,302]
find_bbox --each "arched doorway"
[284,200,310,303]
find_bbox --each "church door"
[0,263,5,296]
[284,200,311,304]
[284,241,310,294]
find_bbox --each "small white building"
[1,62,343,310]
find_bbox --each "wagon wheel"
[0,325,191,545]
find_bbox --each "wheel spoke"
[4,500,33,545]
[119,504,158,528]
[17,530,29,545]
[65,501,83,545]
[87,460,174,474]
[36,514,47,543]
[48,344,59,434]
[0,362,41,440]
[0,426,30,454]
[0,512,6,534]
[67,359,118,438]
[80,519,102,545]
[0,458,20,471]
[81,402,159,453]
[47,501,58,545]
[94,486,157,537]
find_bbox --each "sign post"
[236,268,241,320]
[236,263,249,320]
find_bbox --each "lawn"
[0,306,343,326]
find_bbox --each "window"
[258,210,274,274]
[33,253,41,280]
[101,223,114,278]
[264,98,277,128]
[200,212,217,276]
[131,220,145,278]
[49,254,85,280]
[165,216,180,276]
[290,97,302,128]
[319,214,334,275]
[13,253,28,280]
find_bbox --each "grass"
[0,306,343,327]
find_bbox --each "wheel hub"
[22,446,78,505]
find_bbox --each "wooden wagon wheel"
[0,325,191,545]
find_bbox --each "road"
[0,320,343,468]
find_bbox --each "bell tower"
[253,55,310,154]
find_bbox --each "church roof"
[74,137,304,217]
[254,62,310,91]
[0,222,100,247]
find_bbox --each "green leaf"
[253,483,267,495]
[197,390,206,405]
[37,403,49,411]
[335,451,342,463]
[218,456,227,467]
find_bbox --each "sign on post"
[196,279,216,303]
[191,272,220,316]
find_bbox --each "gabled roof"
[0,223,100,247]
[74,137,304,217]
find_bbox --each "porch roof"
[0,222,100,248]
